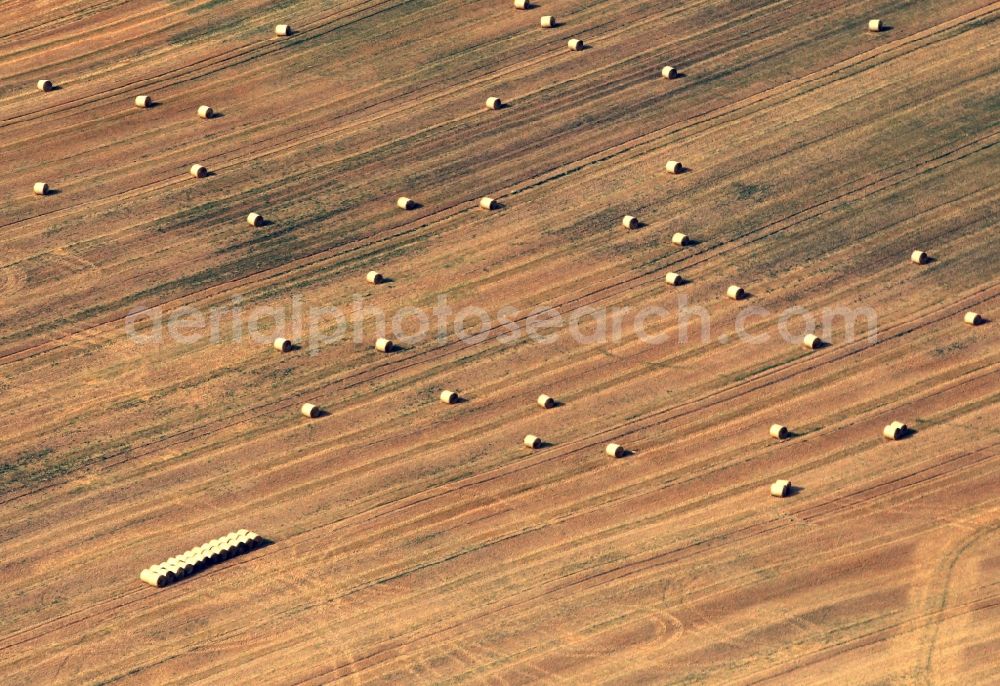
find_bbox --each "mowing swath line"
[3,366,994,658]
[245,373,1000,607]
[9,388,994,671]
[94,137,1000,426]
[1,0,991,286]
[0,0,806,235]
[3,0,978,239]
[0,123,993,482]
[4,0,984,236]
[25,446,992,684]
[39,438,1000,676]
[0,0,409,127]
[0,133,995,507]
[1,0,992,292]
[0,1,200,81]
[1,20,995,371]
[317,448,1000,683]
[737,590,1000,685]
[0,0,706,128]
[0,0,992,510]
[0,0,130,44]
[1,268,993,533]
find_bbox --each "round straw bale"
[964,311,983,325]
[890,420,908,432]
[802,334,822,349]
[567,38,584,51]
[537,394,555,409]
[911,250,928,264]
[151,564,176,583]
[140,568,169,587]
[190,164,208,178]
[622,215,639,230]
[156,565,179,582]
[440,390,459,404]
[485,97,502,110]
[883,423,903,440]
[665,272,683,286]
[665,160,684,174]
[134,95,152,108]
[661,66,678,79]
[606,443,625,458]
[33,182,48,196]
[397,196,416,210]
[524,434,542,449]
[727,285,745,300]
[158,564,181,581]
[366,270,384,284]
[375,337,395,352]
[671,232,689,246]
[232,539,250,555]
[479,196,498,210]
[868,19,883,32]
[162,560,186,578]
[541,15,556,27]
[770,479,790,497]
[301,403,320,418]
[244,531,262,547]
[770,424,789,439]
[514,0,530,8]
[275,24,292,36]
[274,337,292,352]
[247,212,264,227]
[37,79,53,92]
[197,105,214,119]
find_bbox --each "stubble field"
[1,0,998,683]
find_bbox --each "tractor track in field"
[0,0,131,45]
[285,446,1000,684]
[5,408,995,662]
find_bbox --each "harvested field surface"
[1,0,998,683]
